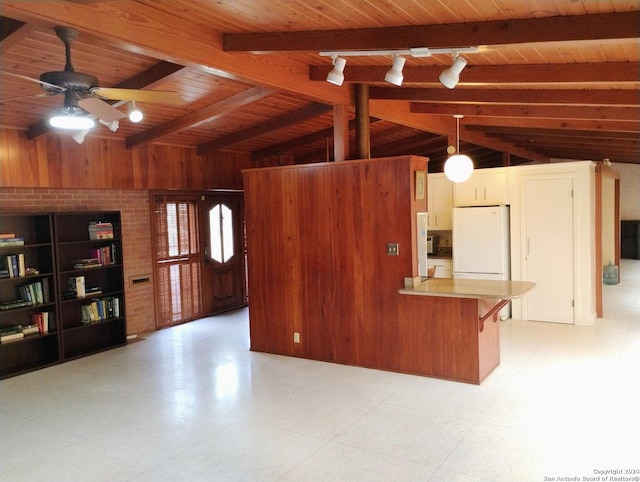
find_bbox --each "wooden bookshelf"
[54,211,126,361]
[0,211,127,379]
[0,213,60,378]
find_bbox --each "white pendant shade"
[444,154,474,183]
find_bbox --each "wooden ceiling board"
[0,0,638,165]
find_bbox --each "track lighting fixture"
[71,128,90,144]
[444,115,474,183]
[326,55,347,86]
[99,118,120,132]
[384,55,406,86]
[439,55,468,89]
[128,101,143,123]
[319,47,477,87]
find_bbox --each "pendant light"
[444,115,474,183]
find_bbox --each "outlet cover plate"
[387,243,399,256]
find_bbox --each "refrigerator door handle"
[527,238,530,256]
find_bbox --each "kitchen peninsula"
[399,278,535,383]
[243,155,535,385]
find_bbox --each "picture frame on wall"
[415,171,426,200]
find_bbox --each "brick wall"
[0,188,155,335]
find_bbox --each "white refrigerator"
[452,205,511,317]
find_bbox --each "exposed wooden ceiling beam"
[197,103,332,155]
[409,103,640,121]
[310,63,640,85]
[1,1,351,106]
[251,118,383,160]
[223,12,639,52]
[126,86,275,149]
[370,88,639,106]
[466,125,640,139]
[460,116,640,132]
[0,16,27,44]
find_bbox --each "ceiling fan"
[2,26,183,130]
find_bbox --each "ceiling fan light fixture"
[128,101,143,122]
[49,105,95,130]
[439,56,467,89]
[326,56,346,86]
[384,55,406,86]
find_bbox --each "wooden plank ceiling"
[0,0,638,170]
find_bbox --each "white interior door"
[524,177,575,323]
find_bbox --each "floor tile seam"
[274,438,335,481]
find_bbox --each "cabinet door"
[482,171,509,204]
[427,259,452,278]
[454,170,510,206]
[430,176,453,230]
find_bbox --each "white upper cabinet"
[427,173,453,230]
[454,168,510,206]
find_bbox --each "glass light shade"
[444,154,474,183]
[439,57,467,89]
[326,57,346,86]
[384,56,405,86]
[49,106,95,130]
[128,102,144,123]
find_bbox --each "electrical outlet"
[387,243,399,256]
[293,332,300,343]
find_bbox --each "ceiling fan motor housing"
[39,71,99,94]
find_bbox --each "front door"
[200,193,247,315]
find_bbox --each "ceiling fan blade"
[1,70,66,93]
[91,87,184,104]
[78,97,127,122]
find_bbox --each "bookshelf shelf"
[0,211,127,379]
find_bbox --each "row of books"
[0,314,49,343]
[18,279,50,305]
[0,279,50,311]
[2,253,26,278]
[88,221,114,240]
[81,297,120,323]
[0,234,25,247]
[89,244,117,265]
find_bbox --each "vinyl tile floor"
[2,259,639,481]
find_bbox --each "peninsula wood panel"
[243,156,428,369]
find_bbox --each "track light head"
[326,56,347,86]
[384,55,406,86]
[439,56,468,89]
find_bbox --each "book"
[68,276,86,297]
[88,221,114,240]
[0,300,33,310]
[22,323,39,336]
[0,325,24,343]
[0,237,25,246]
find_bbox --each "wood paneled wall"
[0,128,291,190]
[243,156,429,370]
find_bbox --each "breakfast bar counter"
[397,278,536,384]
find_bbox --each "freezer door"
[453,206,510,275]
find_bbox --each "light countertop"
[399,278,536,300]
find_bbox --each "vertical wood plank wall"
[243,156,429,371]
[0,127,290,334]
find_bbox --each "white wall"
[613,162,640,220]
